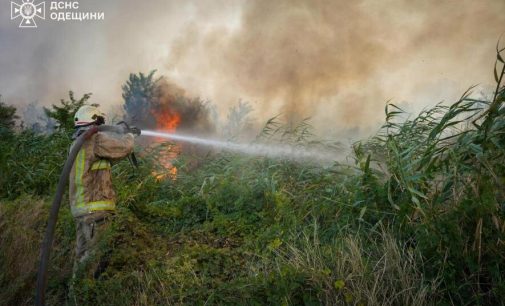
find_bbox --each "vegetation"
[0,50,504,305]
[44,91,92,131]
[0,95,18,132]
[122,70,161,128]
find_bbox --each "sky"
[0,0,504,138]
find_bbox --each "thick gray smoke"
[1,0,504,138]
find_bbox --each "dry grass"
[273,227,438,305]
[0,195,74,306]
[0,196,47,305]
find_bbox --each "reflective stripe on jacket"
[69,130,134,218]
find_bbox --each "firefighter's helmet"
[74,105,105,127]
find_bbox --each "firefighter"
[69,105,136,278]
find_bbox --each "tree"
[122,70,161,128]
[44,91,92,131]
[0,95,19,133]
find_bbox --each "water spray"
[141,130,341,163]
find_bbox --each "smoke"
[154,79,214,134]
[21,101,53,132]
[169,1,388,120]
[165,0,505,135]
[1,0,504,138]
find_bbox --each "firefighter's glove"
[129,126,141,136]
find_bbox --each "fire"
[154,110,181,133]
[151,109,182,180]
[152,143,180,180]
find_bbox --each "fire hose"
[35,124,139,306]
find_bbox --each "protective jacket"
[69,129,134,218]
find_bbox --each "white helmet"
[74,105,105,127]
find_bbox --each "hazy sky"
[1,0,504,137]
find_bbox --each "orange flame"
[153,110,181,133]
[151,109,181,180]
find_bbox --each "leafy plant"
[43,91,92,131]
[0,96,18,132]
[122,70,161,128]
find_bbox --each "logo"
[11,0,45,28]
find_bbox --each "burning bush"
[122,70,215,179]
[122,70,214,135]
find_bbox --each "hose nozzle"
[116,121,141,136]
